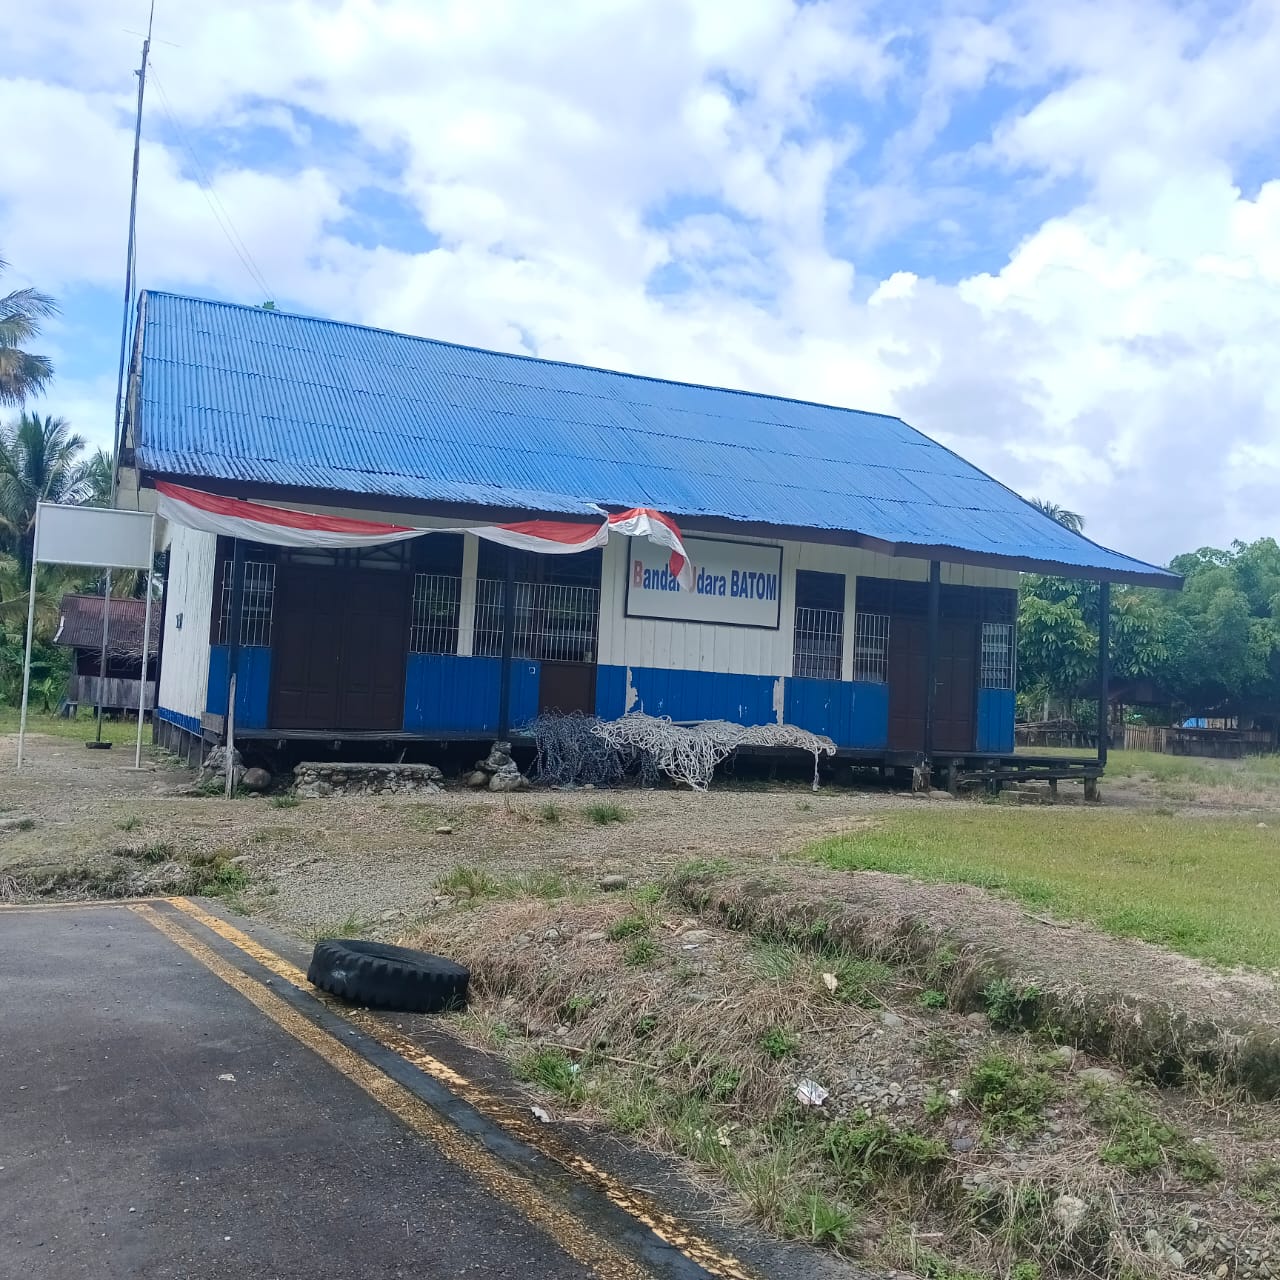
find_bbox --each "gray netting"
[523,710,836,791]
[524,711,658,788]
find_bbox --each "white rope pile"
[590,713,836,792]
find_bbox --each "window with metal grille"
[980,621,1015,690]
[473,579,601,663]
[217,560,275,646]
[852,612,890,683]
[409,574,462,654]
[793,608,844,680]
[792,571,845,680]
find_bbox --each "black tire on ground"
[306,939,469,1013]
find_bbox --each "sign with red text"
[625,536,782,628]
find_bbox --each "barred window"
[792,570,845,680]
[793,608,844,680]
[474,579,600,663]
[981,621,1015,690]
[853,612,890,683]
[410,574,462,654]
[218,560,275,646]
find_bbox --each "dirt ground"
[5,730,1280,1277]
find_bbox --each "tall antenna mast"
[94,3,155,751]
[108,0,155,500]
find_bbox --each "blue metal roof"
[135,291,1176,584]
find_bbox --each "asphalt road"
[0,900,613,1279]
[0,894,865,1280]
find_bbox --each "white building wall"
[597,530,1017,678]
[157,522,217,722]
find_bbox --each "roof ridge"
[141,290,910,428]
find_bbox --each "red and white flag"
[154,481,693,589]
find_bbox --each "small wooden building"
[54,593,159,713]
[115,293,1178,774]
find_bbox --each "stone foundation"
[293,762,444,798]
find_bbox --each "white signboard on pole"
[34,503,155,569]
[625,535,782,629]
[17,503,157,772]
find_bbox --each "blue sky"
[2,0,1279,562]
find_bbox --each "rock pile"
[466,741,530,792]
[293,762,444,798]
[198,746,244,790]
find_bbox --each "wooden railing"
[1123,725,1275,758]
[71,676,156,711]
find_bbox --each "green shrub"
[823,1116,948,1188]
[516,1046,585,1103]
[585,802,626,825]
[962,1052,1055,1135]
[625,935,658,966]
[607,913,650,941]
[759,1026,799,1060]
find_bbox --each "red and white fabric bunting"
[154,481,693,589]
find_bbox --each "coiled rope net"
[524,710,836,791]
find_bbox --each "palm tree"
[0,412,90,573]
[84,448,114,507]
[1029,497,1085,533]
[0,256,56,405]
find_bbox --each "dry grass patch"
[405,882,1280,1276]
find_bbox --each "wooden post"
[225,539,245,793]
[497,552,516,736]
[152,547,171,743]
[93,571,113,745]
[1097,580,1110,768]
[923,560,941,783]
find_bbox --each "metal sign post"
[16,503,157,773]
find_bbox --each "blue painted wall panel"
[596,665,776,725]
[157,706,202,735]
[206,645,272,729]
[595,666,627,720]
[403,654,540,733]
[783,678,889,749]
[977,688,1015,753]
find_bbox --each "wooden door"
[934,619,978,751]
[886,615,977,753]
[270,566,409,732]
[538,661,597,715]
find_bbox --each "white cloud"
[0,0,1278,564]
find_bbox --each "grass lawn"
[1020,745,1280,791]
[0,707,142,747]
[810,806,1280,971]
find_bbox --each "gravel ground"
[1,730,921,928]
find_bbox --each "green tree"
[84,448,114,507]
[0,412,91,573]
[1029,498,1085,533]
[0,257,56,405]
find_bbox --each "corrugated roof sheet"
[54,593,159,656]
[135,292,1175,583]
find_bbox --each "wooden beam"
[497,551,517,737]
[923,560,940,765]
[226,538,245,745]
[1097,580,1111,768]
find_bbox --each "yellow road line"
[131,903,650,1280]
[167,896,756,1280]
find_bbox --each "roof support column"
[497,551,516,738]
[1097,580,1110,769]
[225,540,245,793]
[923,560,940,778]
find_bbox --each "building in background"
[54,593,159,715]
